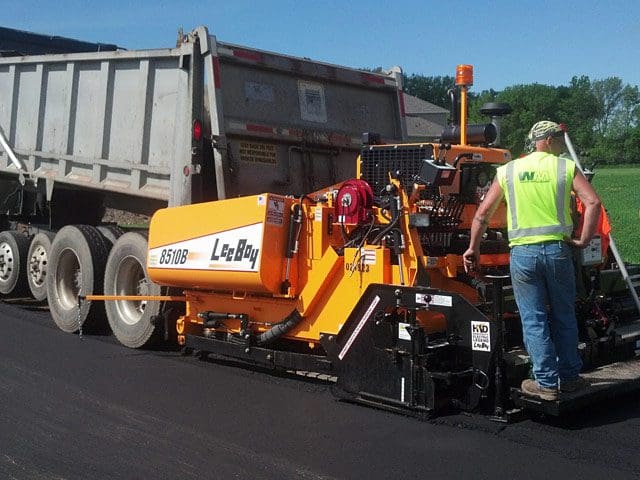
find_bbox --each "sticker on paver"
[398,322,411,341]
[471,321,491,352]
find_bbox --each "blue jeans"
[510,241,582,388]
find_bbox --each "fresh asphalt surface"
[2,299,640,480]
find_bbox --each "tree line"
[403,74,640,164]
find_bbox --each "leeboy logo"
[207,223,262,271]
[148,223,263,272]
[210,238,259,269]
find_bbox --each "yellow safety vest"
[496,152,575,246]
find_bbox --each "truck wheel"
[97,225,125,248]
[104,232,161,348]
[0,230,30,296]
[46,225,109,333]
[27,232,56,301]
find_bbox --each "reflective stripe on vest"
[504,157,572,239]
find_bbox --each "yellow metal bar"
[460,85,468,146]
[82,295,187,302]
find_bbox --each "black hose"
[448,88,458,126]
[372,193,401,244]
[256,309,303,346]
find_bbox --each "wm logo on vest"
[518,170,550,182]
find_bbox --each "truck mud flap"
[511,357,640,416]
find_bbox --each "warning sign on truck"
[298,80,327,123]
[239,142,277,164]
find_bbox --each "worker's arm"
[463,179,504,273]
[567,170,602,249]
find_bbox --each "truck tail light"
[193,119,202,142]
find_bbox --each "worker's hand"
[565,237,589,249]
[462,248,480,274]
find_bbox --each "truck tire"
[26,231,56,301]
[103,232,161,348]
[0,230,30,296]
[97,225,125,248]
[46,225,109,333]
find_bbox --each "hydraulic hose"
[372,187,402,244]
[257,309,303,346]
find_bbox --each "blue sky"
[4,0,639,92]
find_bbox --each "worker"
[462,121,602,401]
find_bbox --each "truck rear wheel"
[46,225,109,333]
[27,232,56,301]
[104,232,161,348]
[97,225,125,248]
[0,230,30,296]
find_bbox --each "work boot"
[560,376,588,393]
[521,379,558,401]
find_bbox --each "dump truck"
[0,26,406,337]
[79,64,640,420]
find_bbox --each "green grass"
[591,166,640,264]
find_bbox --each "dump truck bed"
[0,26,405,214]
